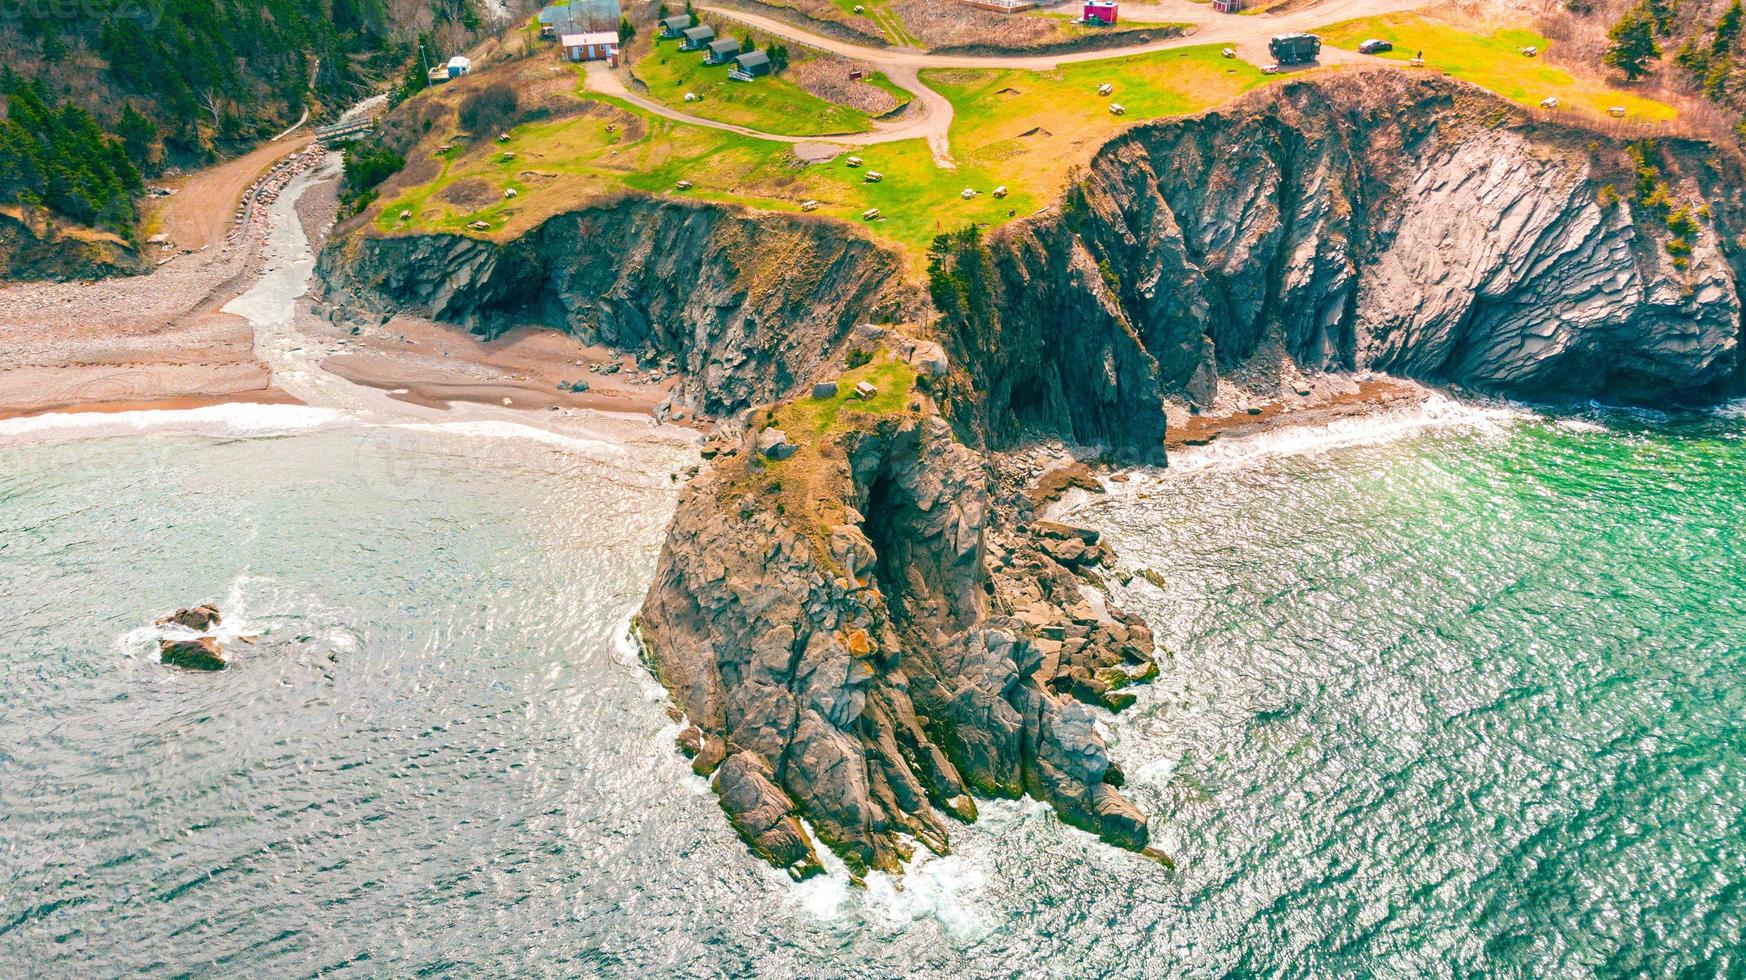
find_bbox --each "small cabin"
[659,14,694,37]
[706,36,742,64]
[1211,0,1242,12]
[561,30,618,62]
[1083,0,1117,25]
[731,50,771,79]
[447,55,472,78]
[681,25,716,50]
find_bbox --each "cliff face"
[938,73,1744,442]
[318,198,919,418]
[0,210,147,282]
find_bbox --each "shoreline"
[1,143,702,460]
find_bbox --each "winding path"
[595,0,1429,166]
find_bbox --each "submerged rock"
[159,636,227,671]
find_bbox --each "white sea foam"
[1159,393,1534,474]
[0,403,351,444]
[392,419,633,462]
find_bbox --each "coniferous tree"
[1606,4,1663,80]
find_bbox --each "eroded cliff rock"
[317,197,919,418]
[936,72,1744,437]
[637,354,1160,877]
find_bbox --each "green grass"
[635,42,874,135]
[924,44,1267,201]
[775,355,915,440]
[832,0,920,47]
[375,46,1273,265]
[1319,14,1678,122]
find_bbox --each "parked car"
[1358,38,1393,55]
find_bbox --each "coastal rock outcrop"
[0,209,147,282]
[158,604,223,631]
[935,72,1744,435]
[636,379,1160,876]
[159,636,227,671]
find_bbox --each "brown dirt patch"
[786,57,903,116]
[440,178,502,209]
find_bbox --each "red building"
[1083,0,1118,25]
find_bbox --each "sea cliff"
[318,73,1745,875]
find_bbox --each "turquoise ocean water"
[1,400,1741,976]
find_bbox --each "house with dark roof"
[730,50,770,79]
[659,14,694,37]
[705,36,742,64]
[681,24,715,50]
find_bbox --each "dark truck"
[1269,33,1322,65]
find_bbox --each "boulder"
[714,752,823,880]
[159,636,227,671]
[756,428,798,460]
[811,380,839,399]
[906,341,949,378]
[157,604,222,631]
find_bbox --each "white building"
[561,31,618,62]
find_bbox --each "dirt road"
[601,0,1427,161]
[154,134,315,251]
[701,0,1429,68]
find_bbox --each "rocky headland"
[318,72,1745,876]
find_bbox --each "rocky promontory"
[317,72,1746,876]
[636,336,1162,877]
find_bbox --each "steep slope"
[933,73,1744,453]
[319,198,921,417]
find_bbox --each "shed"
[660,14,694,37]
[706,36,743,64]
[731,50,771,78]
[447,55,472,78]
[561,30,619,62]
[1083,0,1117,25]
[427,66,451,85]
[681,25,716,50]
[1211,0,1242,12]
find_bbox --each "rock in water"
[157,604,222,631]
[159,636,227,671]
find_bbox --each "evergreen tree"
[1606,5,1662,80]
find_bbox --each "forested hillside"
[0,0,493,242]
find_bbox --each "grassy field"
[830,0,920,47]
[1319,15,1678,122]
[378,24,1667,274]
[373,73,1023,261]
[924,45,1268,201]
[634,42,874,135]
[774,354,915,441]
[374,46,1273,267]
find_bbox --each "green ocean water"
[1,400,1742,976]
